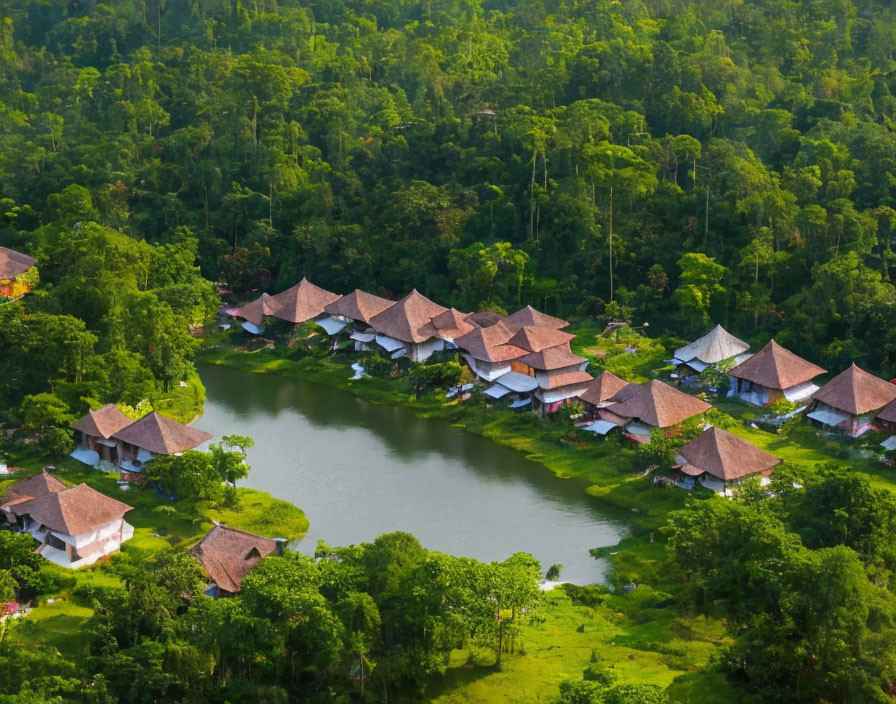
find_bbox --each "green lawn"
[423,586,745,704]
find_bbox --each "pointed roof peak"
[674,324,750,365]
[729,339,825,390]
[502,306,569,333]
[607,380,711,428]
[112,411,212,455]
[368,290,448,343]
[679,426,780,482]
[813,363,896,415]
[324,289,394,324]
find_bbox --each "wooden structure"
[727,340,825,406]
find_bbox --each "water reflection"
[198,363,630,584]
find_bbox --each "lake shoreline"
[196,345,686,540]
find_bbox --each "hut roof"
[267,278,342,324]
[454,321,525,362]
[112,412,212,455]
[540,370,593,390]
[465,311,504,328]
[432,308,475,340]
[728,340,825,390]
[0,246,37,279]
[191,524,277,594]
[812,363,896,416]
[502,305,569,332]
[518,343,587,371]
[323,289,394,324]
[72,404,134,440]
[674,325,751,364]
[607,380,712,428]
[578,371,637,407]
[678,426,780,482]
[231,293,275,327]
[1,470,66,509]
[507,326,576,353]
[14,483,132,536]
[367,290,448,343]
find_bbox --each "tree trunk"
[609,185,614,302]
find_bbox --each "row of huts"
[225,278,896,493]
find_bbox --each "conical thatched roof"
[266,278,342,324]
[728,340,825,390]
[112,412,212,455]
[518,343,587,371]
[578,371,637,407]
[14,483,132,536]
[502,305,569,333]
[432,308,475,340]
[72,404,134,440]
[2,470,66,510]
[465,311,504,328]
[367,290,448,343]
[674,325,750,365]
[678,426,780,482]
[191,524,277,593]
[607,380,711,428]
[323,289,394,324]
[812,363,896,416]
[454,321,526,362]
[231,293,275,327]
[0,246,37,279]
[507,326,575,353]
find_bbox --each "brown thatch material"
[72,405,134,440]
[502,305,569,332]
[540,370,593,390]
[112,412,212,455]
[578,371,637,407]
[367,290,448,343]
[678,427,780,482]
[15,483,132,536]
[728,340,825,390]
[191,524,277,594]
[0,246,37,279]
[231,293,275,327]
[323,289,394,324]
[811,363,896,416]
[267,278,342,324]
[518,343,587,371]
[877,398,896,423]
[507,326,575,353]
[454,321,526,362]
[607,379,712,428]
[465,311,504,328]
[2,470,66,510]
[432,308,475,340]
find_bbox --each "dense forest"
[2,0,896,374]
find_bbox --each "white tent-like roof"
[674,325,750,365]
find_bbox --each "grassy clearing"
[423,586,745,704]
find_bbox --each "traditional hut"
[227,278,341,333]
[807,364,896,437]
[4,480,133,568]
[431,308,475,344]
[1,470,66,526]
[112,412,213,481]
[674,427,781,493]
[603,380,712,443]
[516,345,592,412]
[191,524,279,597]
[506,326,575,354]
[455,321,527,382]
[367,289,448,362]
[320,289,394,345]
[71,404,134,467]
[727,340,825,406]
[0,246,37,300]
[502,305,569,333]
[671,325,751,378]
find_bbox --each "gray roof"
[674,325,750,365]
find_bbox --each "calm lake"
[197,363,630,584]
